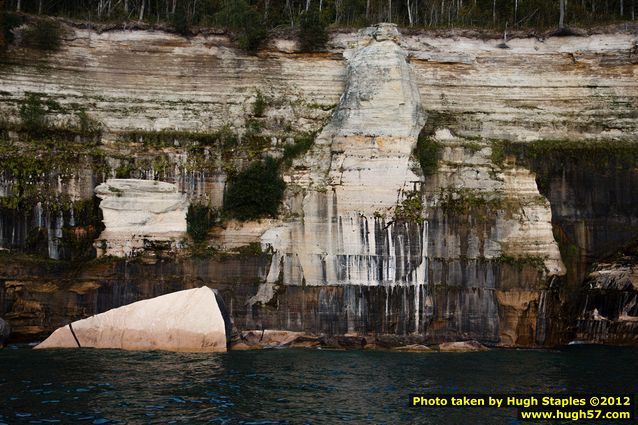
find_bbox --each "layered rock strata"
[0,23,637,346]
[94,179,188,257]
[239,24,565,346]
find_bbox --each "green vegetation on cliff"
[6,92,103,140]
[281,132,315,167]
[495,139,638,193]
[187,204,217,242]
[121,126,238,149]
[223,157,286,220]
[413,133,442,176]
[437,188,505,217]
[0,140,108,210]
[20,19,63,51]
[394,190,425,224]
[504,139,638,169]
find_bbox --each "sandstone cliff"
[1,21,637,347]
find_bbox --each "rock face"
[0,317,10,346]
[1,26,635,141]
[404,33,638,142]
[94,179,188,257]
[259,23,426,291]
[245,23,564,346]
[35,286,228,352]
[1,23,638,347]
[574,250,638,345]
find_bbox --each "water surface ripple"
[1,345,637,424]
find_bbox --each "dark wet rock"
[318,335,367,350]
[586,266,638,292]
[0,317,10,347]
[574,245,638,345]
[372,334,428,349]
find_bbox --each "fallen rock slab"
[231,330,311,349]
[35,287,227,352]
[393,344,432,352]
[438,340,489,352]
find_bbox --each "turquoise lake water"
[1,345,637,424]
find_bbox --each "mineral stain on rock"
[247,23,564,347]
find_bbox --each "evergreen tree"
[298,8,328,52]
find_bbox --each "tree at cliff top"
[298,8,328,52]
[216,0,268,52]
[172,1,191,35]
[0,0,635,33]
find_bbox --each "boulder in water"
[438,340,489,352]
[35,287,227,352]
[392,344,432,352]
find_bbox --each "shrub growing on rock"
[76,110,102,136]
[187,204,217,242]
[253,90,267,117]
[21,19,63,51]
[19,93,48,133]
[224,157,285,220]
[414,130,442,176]
[282,132,315,166]
[1,12,22,49]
